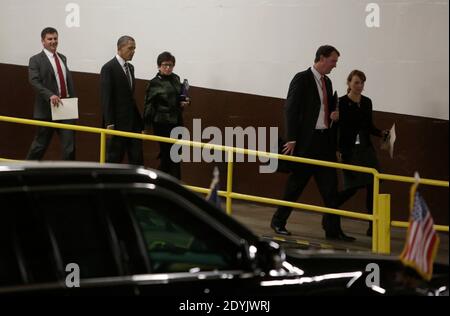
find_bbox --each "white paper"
[381,123,396,159]
[389,123,396,159]
[50,97,79,120]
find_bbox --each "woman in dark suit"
[337,70,389,236]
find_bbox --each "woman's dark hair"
[346,69,366,93]
[157,51,176,67]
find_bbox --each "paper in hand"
[381,123,396,158]
[51,97,79,120]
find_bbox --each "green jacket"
[144,72,183,129]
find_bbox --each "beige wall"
[0,0,449,119]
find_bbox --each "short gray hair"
[117,35,135,49]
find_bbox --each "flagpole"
[410,172,420,208]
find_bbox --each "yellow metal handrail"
[1,115,448,254]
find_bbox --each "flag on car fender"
[400,178,440,280]
[206,166,222,210]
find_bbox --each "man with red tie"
[271,45,355,241]
[26,27,76,160]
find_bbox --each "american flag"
[400,183,440,280]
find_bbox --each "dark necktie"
[54,53,67,98]
[124,62,132,89]
[321,76,329,128]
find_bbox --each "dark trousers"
[337,183,374,229]
[272,130,341,234]
[26,120,75,160]
[153,123,181,180]
[106,134,143,166]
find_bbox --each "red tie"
[54,53,67,98]
[321,76,329,128]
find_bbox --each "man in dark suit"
[100,35,143,165]
[271,45,355,241]
[26,27,76,160]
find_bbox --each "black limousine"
[0,162,447,295]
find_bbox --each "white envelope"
[51,97,79,120]
[388,123,396,159]
[381,123,396,158]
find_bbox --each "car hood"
[283,248,449,295]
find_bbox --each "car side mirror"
[256,240,286,272]
[238,239,286,273]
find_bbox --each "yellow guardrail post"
[100,132,106,163]
[226,149,234,215]
[372,174,380,253]
[377,194,391,254]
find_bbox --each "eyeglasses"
[161,63,174,68]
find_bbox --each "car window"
[127,192,242,273]
[33,191,122,279]
[0,194,25,286]
[0,192,59,286]
[1,186,245,287]
[102,190,151,275]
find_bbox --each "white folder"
[50,97,79,120]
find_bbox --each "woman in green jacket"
[144,52,190,179]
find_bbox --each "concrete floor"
[230,201,449,265]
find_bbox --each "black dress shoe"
[325,231,356,242]
[271,224,291,236]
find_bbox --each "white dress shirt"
[311,65,328,130]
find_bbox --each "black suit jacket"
[28,51,76,120]
[285,67,337,156]
[100,57,142,132]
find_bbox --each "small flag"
[400,174,440,280]
[206,166,222,209]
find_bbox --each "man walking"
[100,35,143,165]
[271,45,355,241]
[26,27,76,160]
